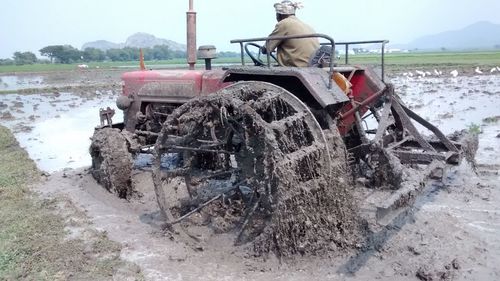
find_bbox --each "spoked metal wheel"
[152,81,352,254]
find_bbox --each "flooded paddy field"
[1,68,499,280]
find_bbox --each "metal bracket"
[99,107,115,127]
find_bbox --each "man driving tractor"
[261,0,319,67]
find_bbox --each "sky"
[1,0,500,59]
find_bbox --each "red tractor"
[89,12,474,256]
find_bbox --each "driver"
[261,1,319,67]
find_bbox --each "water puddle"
[0,74,47,91]
[391,75,500,134]
[1,91,121,172]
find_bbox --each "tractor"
[89,4,475,257]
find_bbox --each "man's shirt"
[267,16,320,67]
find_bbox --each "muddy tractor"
[89,32,475,255]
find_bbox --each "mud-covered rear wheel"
[152,81,359,257]
[89,127,133,198]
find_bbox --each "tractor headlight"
[116,95,132,110]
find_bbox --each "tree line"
[0,45,240,66]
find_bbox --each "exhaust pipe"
[187,0,197,70]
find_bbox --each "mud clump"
[0,111,15,120]
[415,258,460,281]
[89,127,133,198]
[449,130,479,170]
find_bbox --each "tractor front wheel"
[89,127,133,198]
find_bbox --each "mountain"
[404,21,500,51]
[82,40,123,51]
[124,32,185,51]
[82,33,186,51]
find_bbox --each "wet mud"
[1,68,500,280]
[89,127,134,198]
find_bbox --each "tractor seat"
[309,45,335,68]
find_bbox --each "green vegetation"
[482,115,500,124]
[1,43,242,68]
[0,57,248,73]
[467,123,482,135]
[339,50,500,67]
[0,125,142,280]
[1,50,499,74]
[12,52,38,65]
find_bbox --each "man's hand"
[261,46,267,54]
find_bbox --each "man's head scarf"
[274,1,303,15]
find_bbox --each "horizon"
[1,0,500,59]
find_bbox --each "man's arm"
[262,21,286,54]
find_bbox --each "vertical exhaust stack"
[187,0,197,70]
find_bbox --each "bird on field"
[450,70,459,77]
[434,69,442,76]
[425,71,432,76]
[497,66,500,71]
[407,71,414,77]
[415,70,426,77]
[474,67,483,74]
[490,67,497,73]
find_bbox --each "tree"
[13,51,38,65]
[218,51,239,58]
[82,47,105,62]
[106,48,131,61]
[123,47,141,61]
[39,45,63,63]
[39,45,81,64]
[150,45,172,60]
[0,58,14,65]
[58,45,82,63]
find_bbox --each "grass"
[0,125,143,280]
[339,50,500,66]
[0,57,249,73]
[482,116,500,124]
[466,123,482,135]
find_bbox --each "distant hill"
[82,32,186,51]
[398,21,500,51]
[82,40,123,51]
[125,32,185,51]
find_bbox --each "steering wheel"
[244,42,278,66]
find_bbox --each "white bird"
[496,66,500,71]
[407,71,414,77]
[491,67,497,73]
[425,71,432,76]
[450,70,459,77]
[434,69,442,76]
[415,70,426,77]
[474,67,483,74]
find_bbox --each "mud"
[2,68,500,280]
[153,82,361,258]
[89,127,134,198]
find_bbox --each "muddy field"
[1,67,499,280]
